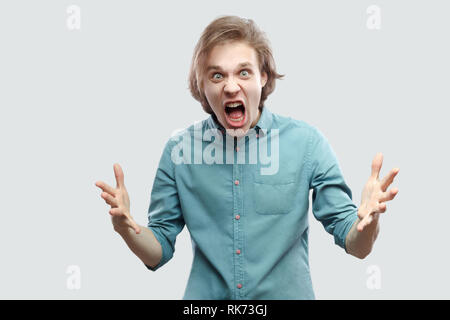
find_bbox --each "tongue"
[229,108,244,119]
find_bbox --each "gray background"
[0,0,448,299]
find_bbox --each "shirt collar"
[254,107,273,136]
[206,106,273,137]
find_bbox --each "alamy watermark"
[66,265,81,290]
[366,5,381,30]
[366,264,381,290]
[170,123,279,176]
[66,5,81,30]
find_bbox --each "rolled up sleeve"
[307,127,358,251]
[145,139,185,271]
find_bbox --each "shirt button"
[234,180,239,185]
[235,215,240,220]
[236,249,241,255]
[237,283,242,289]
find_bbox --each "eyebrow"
[206,62,254,72]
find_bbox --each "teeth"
[225,102,243,108]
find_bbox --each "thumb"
[128,218,141,234]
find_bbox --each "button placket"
[232,161,244,299]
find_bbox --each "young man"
[95,16,399,299]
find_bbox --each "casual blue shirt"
[145,107,358,300]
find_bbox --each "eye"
[240,70,250,77]
[212,73,223,80]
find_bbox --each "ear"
[261,71,268,88]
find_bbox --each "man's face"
[202,41,268,137]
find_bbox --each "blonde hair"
[188,15,284,114]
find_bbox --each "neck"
[250,108,262,128]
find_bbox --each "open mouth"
[224,101,246,127]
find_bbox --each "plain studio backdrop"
[0,0,448,299]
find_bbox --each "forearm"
[345,211,380,259]
[116,224,162,268]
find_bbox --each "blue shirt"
[145,107,358,299]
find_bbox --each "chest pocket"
[253,168,298,215]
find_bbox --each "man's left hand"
[357,153,399,232]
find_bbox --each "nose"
[224,77,241,95]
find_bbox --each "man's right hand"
[95,163,141,234]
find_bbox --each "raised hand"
[357,153,399,232]
[95,163,141,234]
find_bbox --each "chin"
[225,127,249,138]
[224,120,251,138]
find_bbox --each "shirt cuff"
[144,226,173,272]
[334,210,359,251]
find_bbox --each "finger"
[357,211,376,232]
[109,209,140,234]
[109,207,123,216]
[358,215,374,232]
[380,168,400,192]
[101,192,118,208]
[357,204,385,231]
[95,181,116,196]
[101,193,113,206]
[379,187,399,203]
[357,218,368,232]
[114,163,125,189]
[102,194,116,207]
[373,202,387,214]
[370,153,383,180]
